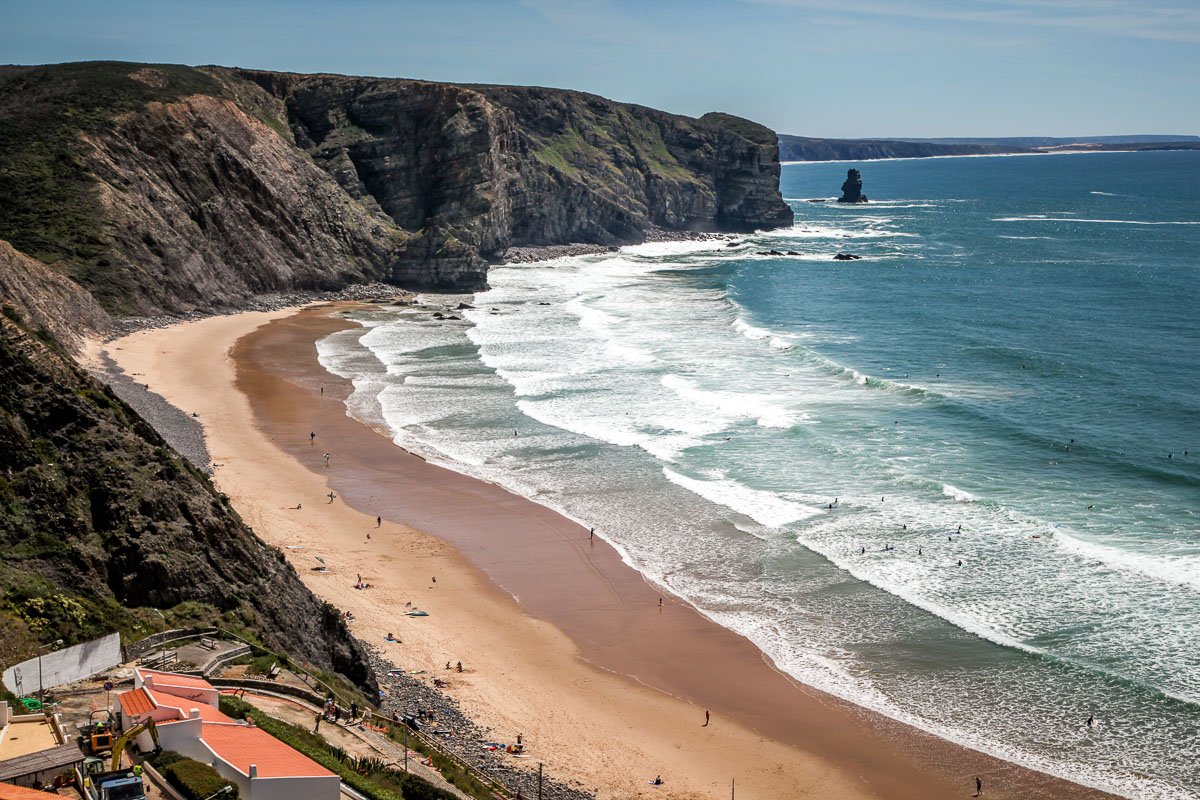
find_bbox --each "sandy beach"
[97,305,1118,800]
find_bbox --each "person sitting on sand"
[385,632,399,642]
[456,661,463,672]
[652,776,663,786]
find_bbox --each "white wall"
[3,633,121,695]
[250,775,340,800]
[138,673,219,709]
[154,717,205,757]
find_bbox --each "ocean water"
[317,151,1200,799]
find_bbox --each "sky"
[1,0,1197,138]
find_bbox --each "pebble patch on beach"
[367,647,598,800]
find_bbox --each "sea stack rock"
[837,169,868,203]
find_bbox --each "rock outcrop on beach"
[837,169,868,203]
[0,61,792,316]
[0,309,376,693]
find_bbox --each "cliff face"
[0,62,791,314]
[0,62,405,316]
[235,70,792,289]
[0,240,112,349]
[0,311,375,692]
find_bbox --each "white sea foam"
[564,297,657,364]
[619,239,730,257]
[730,317,767,339]
[661,374,797,429]
[941,484,978,503]
[662,468,821,527]
[757,224,917,239]
[1054,530,1200,593]
[993,216,1200,225]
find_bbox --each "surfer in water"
[1087,715,1094,727]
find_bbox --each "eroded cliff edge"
[0,61,792,316]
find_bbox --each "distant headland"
[779,133,1200,162]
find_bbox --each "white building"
[117,670,338,800]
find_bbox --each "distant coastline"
[781,146,1198,166]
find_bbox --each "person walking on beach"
[377,515,382,528]
[589,527,594,540]
[310,431,316,444]
[328,491,336,503]
[658,597,663,608]
[704,709,710,726]
[975,776,983,796]
[323,452,330,466]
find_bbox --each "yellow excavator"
[83,718,160,800]
[109,716,159,771]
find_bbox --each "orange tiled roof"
[200,724,334,779]
[143,688,228,723]
[117,688,156,717]
[0,782,57,800]
[138,670,215,690]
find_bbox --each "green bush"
[148,750,186,770]
[247,655,277,676]
[163,759,239,800]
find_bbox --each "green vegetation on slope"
[0,62,226,313]
[0,312,374,693]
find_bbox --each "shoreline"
[99,305,1120,800]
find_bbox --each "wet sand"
[102,305,1118,800]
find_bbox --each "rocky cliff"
[0,61,791,315]
[0,308,375,693]
[233,69,792,290]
